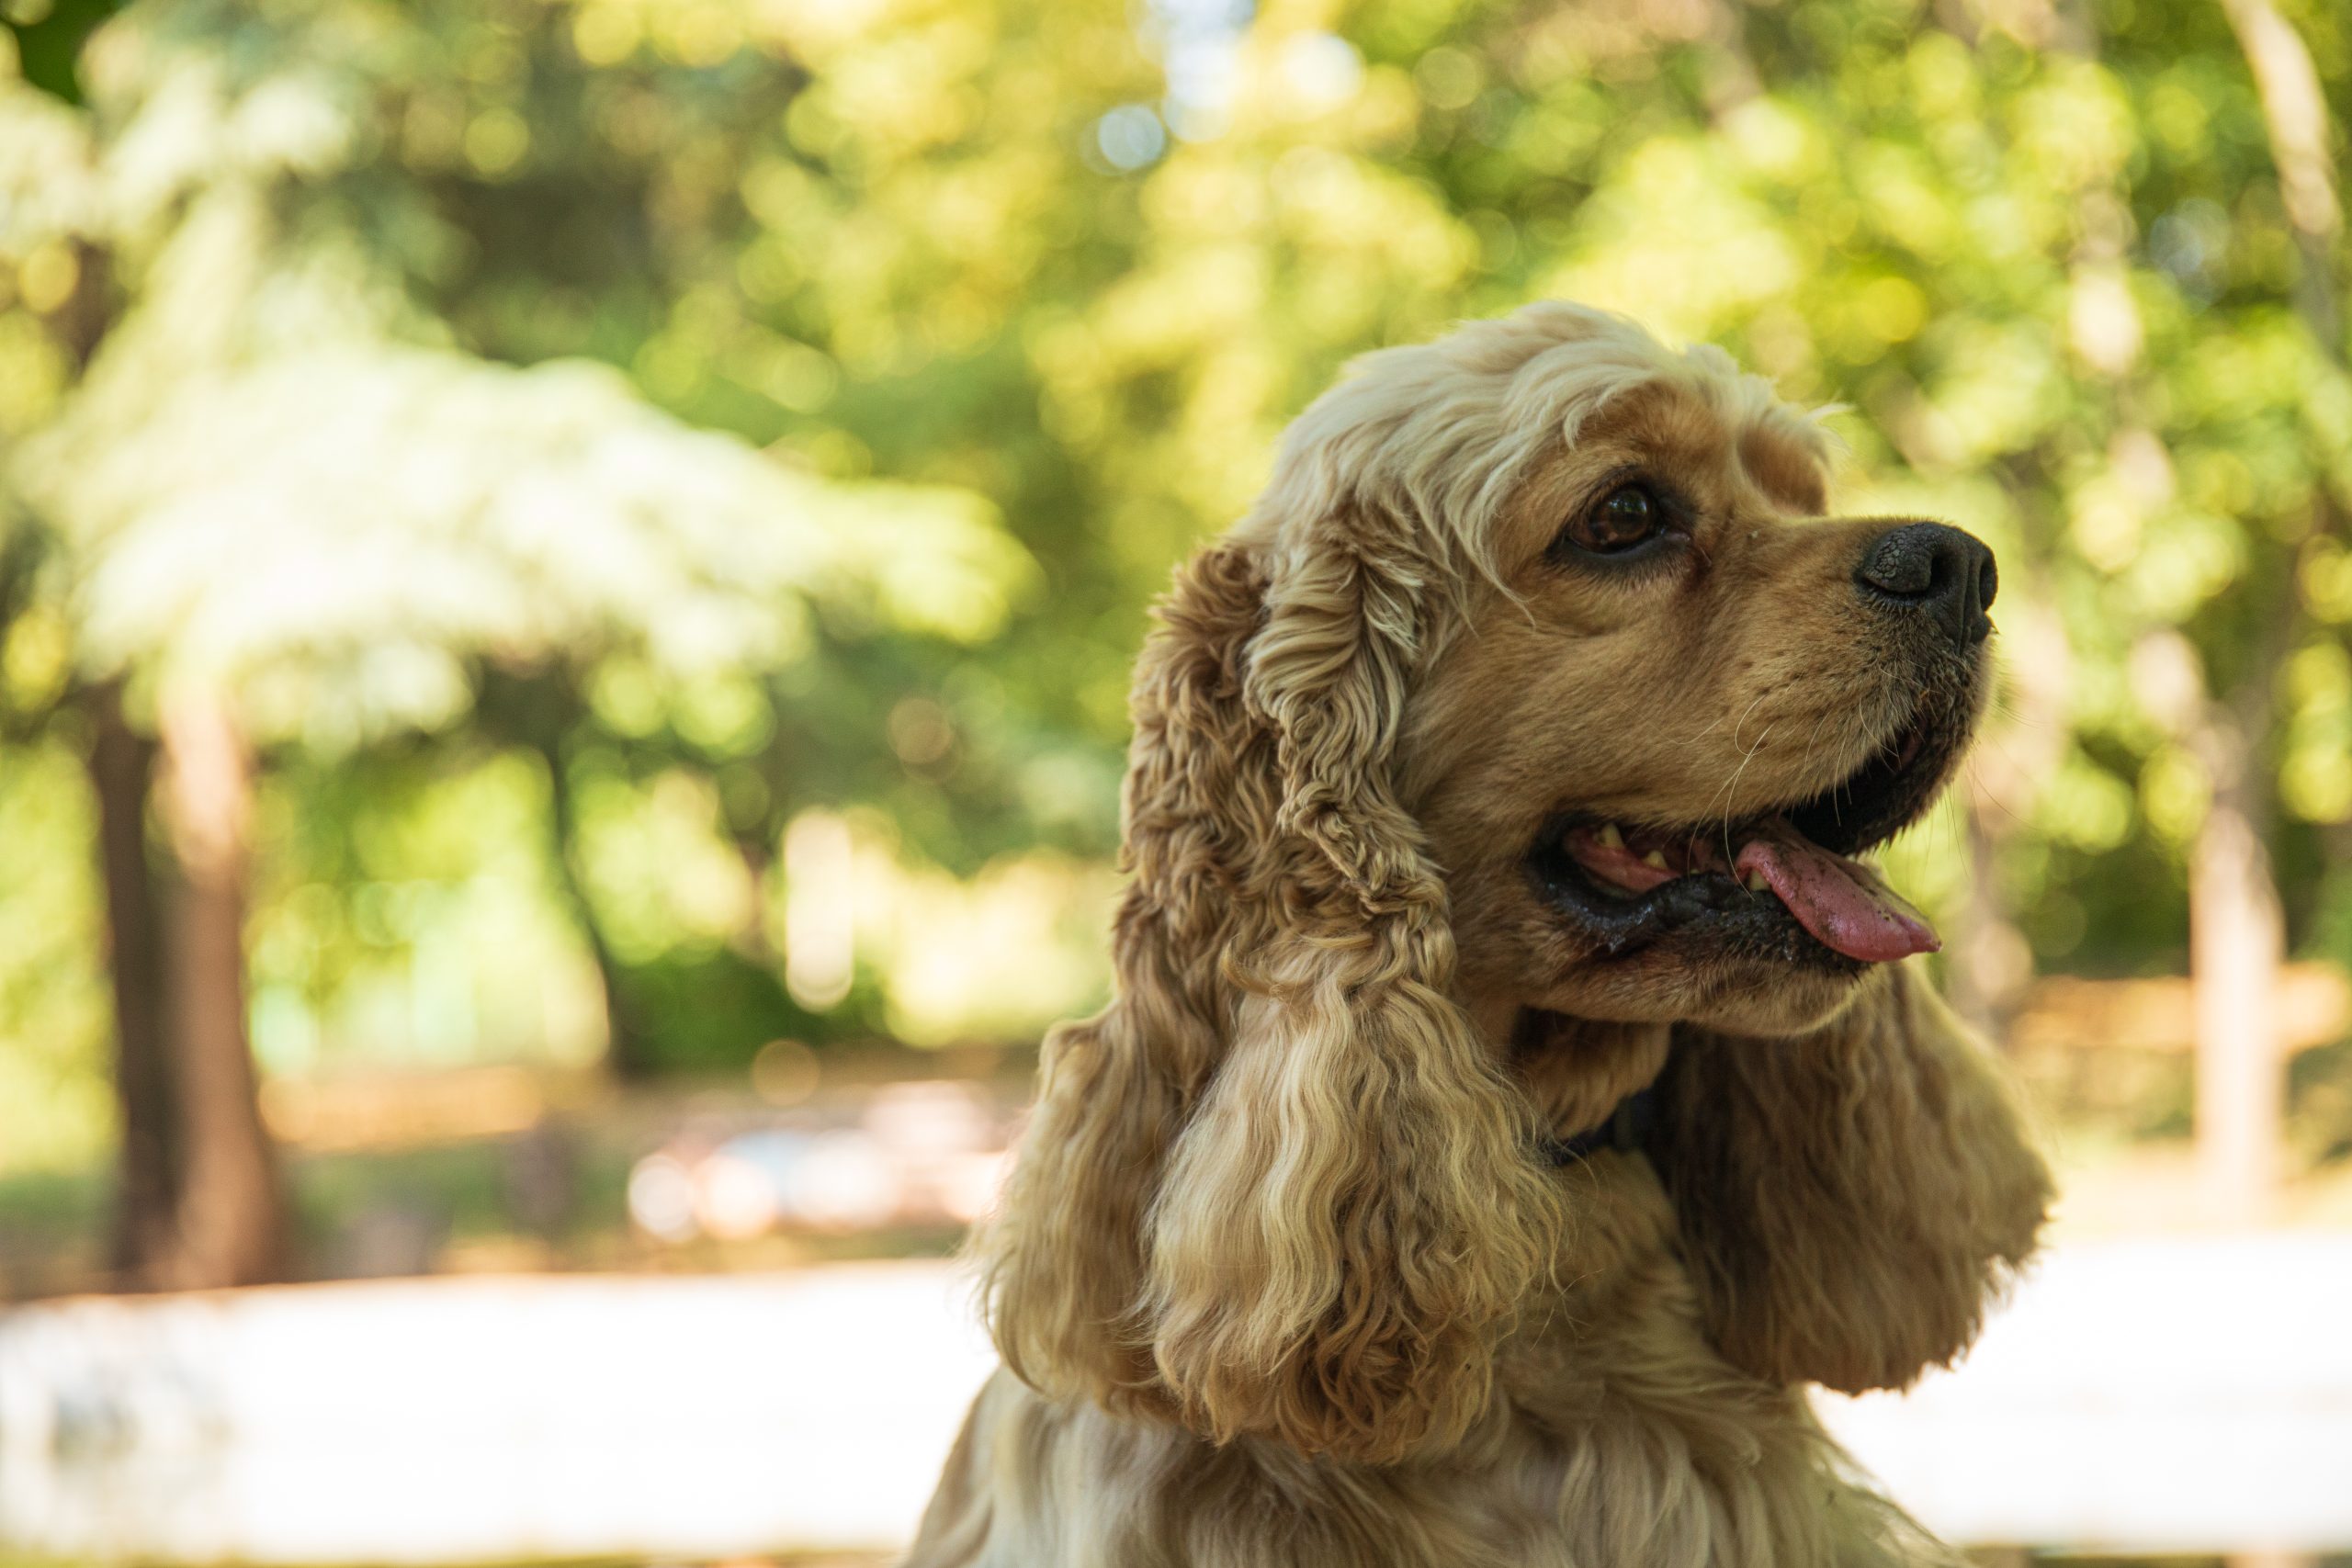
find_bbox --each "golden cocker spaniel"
[908,302,2051,1567]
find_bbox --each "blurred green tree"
[2,0,2348,1286]
[0,0,1032,1283]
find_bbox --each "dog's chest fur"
[907,1152,1943,1568]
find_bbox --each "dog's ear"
[1654,963,2051,1392]
[977,542,1264,1414]
[979,510,1561,1463]
[1144,502,1559,1463]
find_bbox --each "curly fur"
[911,302,2051,1568]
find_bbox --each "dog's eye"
[1565,483,1666,555]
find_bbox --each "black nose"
[1854,522,1996,645]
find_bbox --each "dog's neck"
[1503,1007,1673,1144]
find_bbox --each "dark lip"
[1781,686,1975,857]
[1526,832,1868,970]
[1521,672,1979,965]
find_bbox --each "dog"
[906,302,2051,1567]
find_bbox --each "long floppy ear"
[1653,962,2051,1393]
[979,512,1562,1464]
[1142,507,1561,1463]
[978,542,1266,1414]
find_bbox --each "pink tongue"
[1735,819,1939,963]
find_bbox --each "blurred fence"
[2,1240,2348,1563]
[2008,963,2351,1058]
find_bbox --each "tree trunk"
[2190,698,2283,1226]
[86,681,181,1284]
[729,833,777,964]
[2187,0,2342,1226]
[2221,0,2342,353]
[532,736,650,1078]
[153,686,287,1287]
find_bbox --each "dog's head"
[982,302,2016,1464]
[1388,316,1992,1039]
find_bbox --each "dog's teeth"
[1596,822,1625,850]
[1744,870,1769,893]
[1642,850,1668,871]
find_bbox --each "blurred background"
[0,0,2347,1562]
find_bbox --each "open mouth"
[1525,705,1965,968]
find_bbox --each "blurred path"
[0,1264,994,1562]
[1,1239,2347,1562]
[1816,1234,2352,1553]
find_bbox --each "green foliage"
[0,735,113,1169]
[0,0,124,104]
[1,0,2350,1172]
[24,345,1019,746]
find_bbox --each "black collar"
[1538,1083,1658,1168]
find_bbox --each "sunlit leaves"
[823,484,1040,645]
[0,740,113,1168]
[1540,141,1806,339]
[28,352,802,735]
[0,313,69,431]
[2282,640,2352,823]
